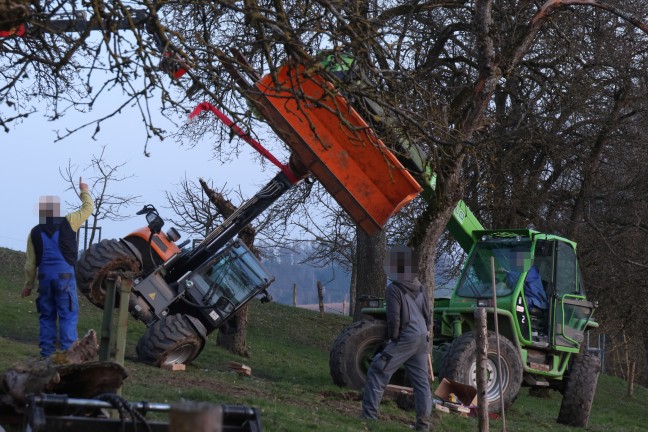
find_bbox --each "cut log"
[227,362,252,376]
[0,330,126,411]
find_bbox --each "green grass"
[0,246,647,431]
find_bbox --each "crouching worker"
[21,177,94,358]
[361,245,432,431]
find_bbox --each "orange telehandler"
[74,62,422,367]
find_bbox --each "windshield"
[456,239,532,298]
[189,242,274,307]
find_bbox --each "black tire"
[329,320,388,389]
[557,353,600,427]
[439,331,523,413]
[136,314,206,367]
[75,239,141,309]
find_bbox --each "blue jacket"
[506,265,548,309]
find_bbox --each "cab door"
[552,241,595,350]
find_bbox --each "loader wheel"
[330,320,394,390]
[439,331,523,413]
[75,239,141,309]
[557,353,600,427]
[136,314,206,367]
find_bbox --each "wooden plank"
[227,362,252,376]
[384,384,413,397]
[162,363,186,371]
[434,403,450,414]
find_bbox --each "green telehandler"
[324,54,600,427]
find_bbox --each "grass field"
[1,246,646,431]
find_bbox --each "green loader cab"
[433,229,598,407]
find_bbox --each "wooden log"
[227,362,252,376]
[384,384,413,397]
[0,330,104,408]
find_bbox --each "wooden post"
[115,276,132,368]
[490,257,507,431]
[169,401,223,432]
[293,283,297,306]
[99,278,116,362]
[317,281,324,317]
[627,361,635,397]
[475,307,489,432]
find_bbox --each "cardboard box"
[434,378,478,407]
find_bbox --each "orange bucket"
[249,64,421,234]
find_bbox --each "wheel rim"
[355,340,385,380]
[468,355,510,401]
[163,343,197,365]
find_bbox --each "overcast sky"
[0,101,281,253]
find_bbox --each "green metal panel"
[447,201,484,253]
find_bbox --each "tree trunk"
[199,178,256,356]
[216,305,250,357]
[627,361,635,397]
[353,227,386,322]
[349,253,357,317]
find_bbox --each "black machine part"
[22,393,263,432]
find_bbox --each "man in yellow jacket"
[22,177,94,358]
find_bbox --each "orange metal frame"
[249,63,421,234]
[127,227,181,262]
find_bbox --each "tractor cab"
[435,229,597,365]
[176,240,275,333]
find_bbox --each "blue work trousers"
[362,333,431,430]
[36,272,79,357]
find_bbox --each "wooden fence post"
[628,361,635,397]
[475,307,489,432]
[293,283,297,306]
[317,281,324,317]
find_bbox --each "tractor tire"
[136,314,206,367]
[439,331,523,413]
[329,320,389,390]
[557,353,600,428]
[75,239,141,309]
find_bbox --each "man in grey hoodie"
[362,245,432,431]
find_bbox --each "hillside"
[0,246,647,431]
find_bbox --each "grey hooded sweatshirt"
[385,277,431,341]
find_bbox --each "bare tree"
[60,145,140,247]
[164,176,226,239]
[6,0,648,358]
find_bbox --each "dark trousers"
[362,333,431,430]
